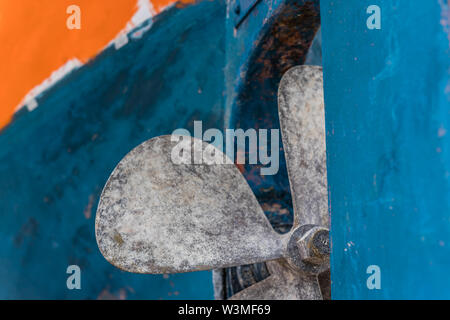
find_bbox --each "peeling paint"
[0,0,197,130]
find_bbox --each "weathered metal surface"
[220,262,271,299]
[222,3,322,292]
[96,136,284,273]
[226,0,322,234]
[230,260,322,300]
[278,66,328,228]
[322,0,450,299]
[285,225,330,275]
[96,65,330,299]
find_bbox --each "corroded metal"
[230,260,322,300]
[278,65,328,228]
[95,65,329,299]
[96,136,285,273]
[285,225,329,275]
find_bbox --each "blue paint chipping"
[322,0,450,299]
[7,0,448,300]
[0,1,226,299]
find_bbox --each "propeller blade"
[278,66,328,228]
[96,135,284,274]
[229,260,322,300]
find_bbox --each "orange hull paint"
[0,0,190,129]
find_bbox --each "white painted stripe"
[15,0,157,113]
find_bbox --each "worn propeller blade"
[228,66,330,300]
[96,135,285,274]
[278,65,328,228]
[229,260,323,300]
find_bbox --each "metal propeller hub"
[285,225,330,275]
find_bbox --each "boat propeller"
[95,65,330,300]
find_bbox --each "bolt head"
[297,228,330,263]
[286,225,330,274]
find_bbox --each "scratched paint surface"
[0,0,194,130]
[322,1,450,298]
[0,1,222,299]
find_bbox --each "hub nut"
[286,225,330,275]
